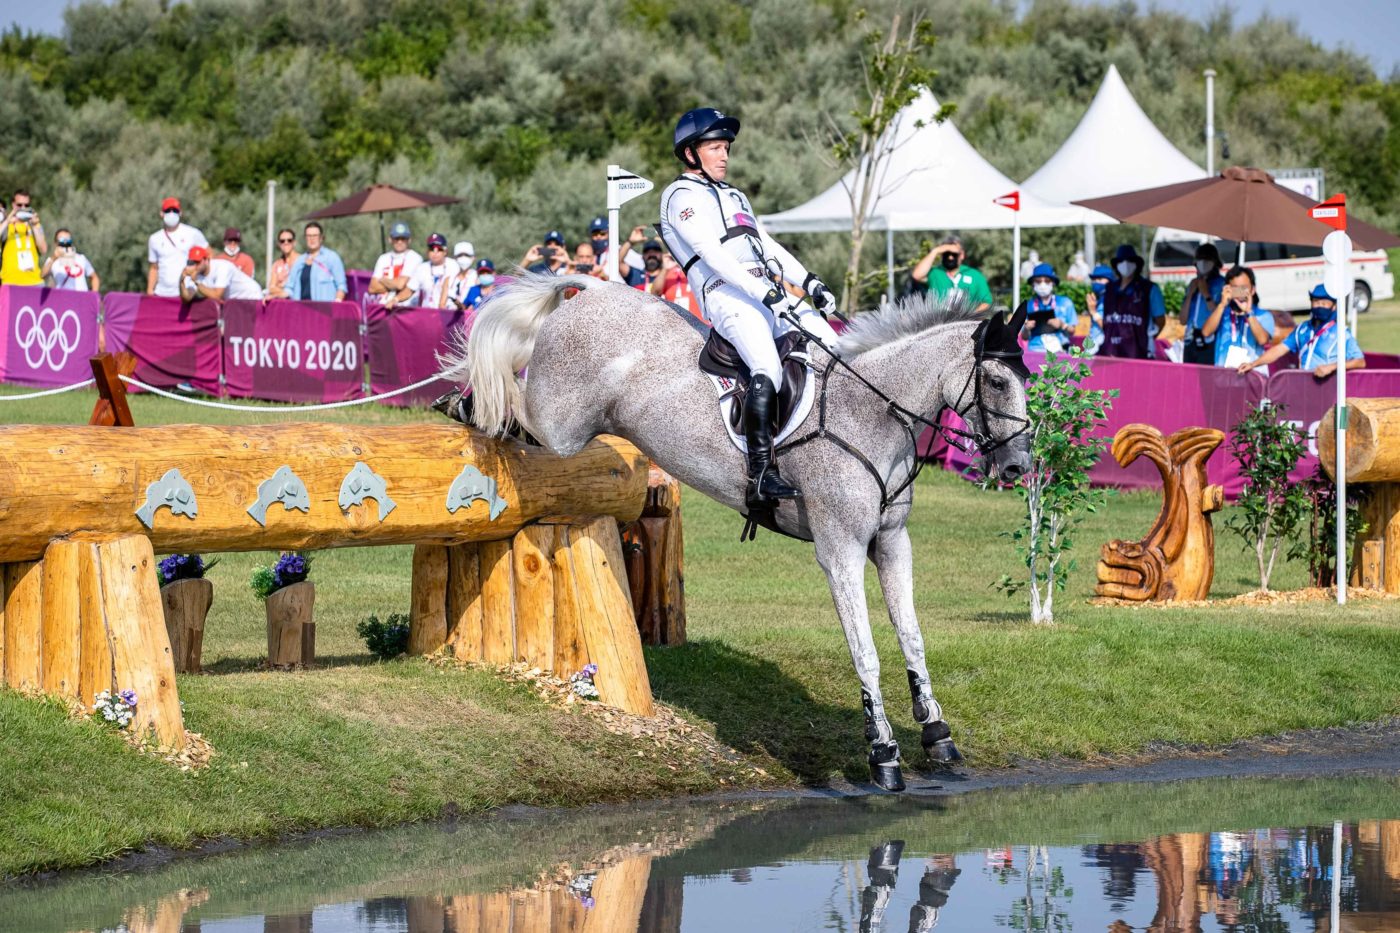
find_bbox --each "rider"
[659,107,841,509]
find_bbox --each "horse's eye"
[987,376,1008,392]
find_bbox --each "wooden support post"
[266,581,315,668]
[41,541,83,696]
[550,525,590,680]
[445,543,484,660]
[511,525,555,669]
[621,466,686,646]
[1359,540,1384,591]
[479,539,515,666]
[3,560,43,691]
[409,544,450,656]
[160,578,213,674]
[88,351,137,427]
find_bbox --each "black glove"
[762,287,785,309]
[803,273,835,312]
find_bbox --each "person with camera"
[1238,283,1363,381]
[1017,263,1077,354]
[524,230,570,276]
[1081,263,1112,354]
[1178,242,1225,365]
[1,189,47,286]
[910,236,992,313]
[1201,265,1275,374]
[41,228,100,291]
[147,196,209,297]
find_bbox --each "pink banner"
[103,293,222,394]
[1264,368,1400,482]
[0,286,101,388]
[365,304,470,407]
[221,299,365,403]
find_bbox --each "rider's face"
[696,139,730,180]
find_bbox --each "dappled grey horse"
[440,274,1031,790]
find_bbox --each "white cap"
[453,241,474,259]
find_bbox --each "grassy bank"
[3,366,1400,877]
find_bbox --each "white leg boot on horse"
[872,526,962,766]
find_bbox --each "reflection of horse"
[442,276,1031,789]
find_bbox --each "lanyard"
[1301,320,1336,368]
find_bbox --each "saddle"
[697,328,812,439]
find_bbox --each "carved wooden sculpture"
[1095,425,1225,602]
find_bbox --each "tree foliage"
[1225,403,1309,592]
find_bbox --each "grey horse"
[440,274,1032,790]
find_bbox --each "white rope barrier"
[0,378,96,400]
[117,373,448,412]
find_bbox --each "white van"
[1149,227,1394,313]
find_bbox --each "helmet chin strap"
[683,145,723,186]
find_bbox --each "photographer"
[1240,284,1363,381]
[1203,265,1274,374]
[1,189,47,286]
[910,235,992,313]
[571,241,607,280]
[524,230,570,275]
[1017,263,1077,354]
[1178,242,1225,365]
[42,228,100,291]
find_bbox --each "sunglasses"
[57,239,74,247]
[428,245,446,252]
[278,237,295,244]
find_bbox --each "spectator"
[1240,284,1363,381]
[1202,265,1275,373]
[146,197,209,297]
[1,189,48,286]
[286,222,347,302]
[368,221,423,305]
[453,241,477,284]
[572,241,606,279]
[910,235,993,313]
[178,245,263,301]
[1082,263,1111,354]
[637,239,667,295]
[1017,263,1076,354]
[1178,242,1225,365]
[586,215,610,267]
[474,258,498,302]
[658,250,701,317]
[267,227,299,298]
[1065,251,1090,283]
[524,230,569,275]
[390,233,459,309]
[42,228,100,291]
[216,227,255,278]
[1097,244,1165,359]
[445,241,479,310]
[1018,249,1041,281]
[612,224,648,285]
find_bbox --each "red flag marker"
[1310,193,1347,231]
[993,191,1020,212]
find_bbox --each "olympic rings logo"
[14,305,83,372]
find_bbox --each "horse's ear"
[1006,303,1027,334]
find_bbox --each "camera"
[15,209,33,222]
[541,246,556,259]
[574,262,593,273]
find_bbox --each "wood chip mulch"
[1090,585,1397,609]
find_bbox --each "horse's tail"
[438,273,595,436]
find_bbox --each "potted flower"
[253,552,315,668]
[157,554,216,673]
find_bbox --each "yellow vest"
[1,222,42,286]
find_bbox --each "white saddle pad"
[707,356,817,454]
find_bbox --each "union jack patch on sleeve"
[679,207,695,221]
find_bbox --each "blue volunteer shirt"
[1212,306,1276,367]
[1283,317,1363,371]
[1024,295,1078,353]
[1186,272,1226,333]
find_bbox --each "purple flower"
[582,663,598,678]
[118,689,137,707]
[272,553,310,588]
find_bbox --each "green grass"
[1359,297,1400,354]
[2,384,1399,877]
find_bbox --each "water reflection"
[6,774,1400,932]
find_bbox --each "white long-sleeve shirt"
[658,173,812,306]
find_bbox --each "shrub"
[356,613,411,661]
[1293,464,1368,588]
[1225,404,1309,591]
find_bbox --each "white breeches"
[704,282,839,383]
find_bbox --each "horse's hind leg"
[815,530,905,791]
[872,525,963,766]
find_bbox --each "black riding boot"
[743,374,800,509]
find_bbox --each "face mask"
[1195,260,1214,276]
[478,274,494,287]
[1116,261,1135,278]
[1091,280,1108,295]
[1032,281,1054,298]
[225,244,240,257]
[163,211,180,228]
[1311,304,1335,322]
[644,256,661,272]
[941,252,961,270]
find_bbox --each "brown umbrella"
[1074,166,1400,252]
[302,184,462,251]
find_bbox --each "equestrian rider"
[659,107,841,509]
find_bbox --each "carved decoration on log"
[1095,425,1225,602]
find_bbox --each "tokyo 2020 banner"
[0,286,102,388]
[221,299,365,403]
[103,293,223,395]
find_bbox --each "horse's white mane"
[834,291,986,357]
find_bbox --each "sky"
[1,0,1397,79]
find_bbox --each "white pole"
[264,180,277,291]
[1012,212,1022,309]
[1204,69,1216,175]
[1324,229,1353,605]
[606,208,621,284]
[605,164,654,284]
[1083,223,1095,266]
[886,227,895,300]
[1331,820,1343,931]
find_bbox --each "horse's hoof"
[869,743,906,792]
[921,721,963,765]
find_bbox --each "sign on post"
[995,191,1022,307]
[606,165,655,283]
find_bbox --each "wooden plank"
[567,517,654,716]
[77,541,114,708]
[0,426,648,563]
[89,351,136,427]
[659,503,686,646]
[1386,487,1400,596]
[445,543,484,661]
[3,560,43,691]
[550,525,590,678]
[41,541,83,696]
[1361,539,1384,591]
[1320,398,1400,483]
[409,544,450,656]
[479,539,515,665]
[511,525,555,669]
[94,535,185,749]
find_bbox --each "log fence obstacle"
[1319,398,1400,593]
[0,416,656,750]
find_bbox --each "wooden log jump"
[0,423,653,748]
[1319,397,1400,593]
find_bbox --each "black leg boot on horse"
[743,373,800,511]
[908,670,963,766]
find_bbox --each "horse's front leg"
[872,524,963,766]
[814,529,905,791]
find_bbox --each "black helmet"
[673,107,740,167]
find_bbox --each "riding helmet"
[673,108,740,166]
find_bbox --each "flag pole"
[1314,194,1351,605]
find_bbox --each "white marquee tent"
[1022,63,1208,260]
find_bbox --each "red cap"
[162,197,181,212]
[187,245,209,263]
[223,227,241,241]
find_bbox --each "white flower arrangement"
[569,663,600,700]
[93,689,138,729]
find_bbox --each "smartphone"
[542,247,556,259]
[575,263,593,273]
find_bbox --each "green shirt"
[924,265,993,308]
